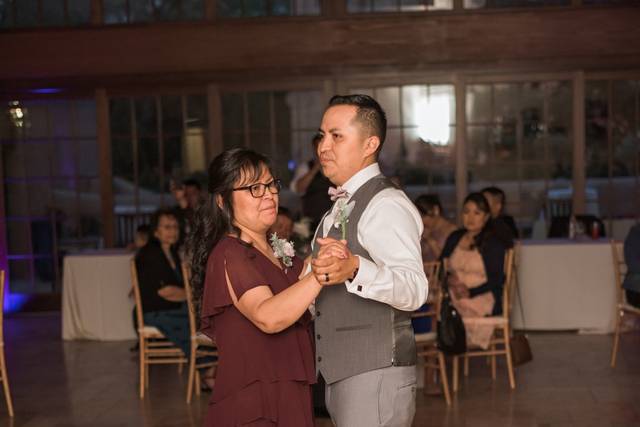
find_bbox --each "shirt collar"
[341,163,381,199]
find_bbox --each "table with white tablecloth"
[62,250,136,341]
[512,239,617,334]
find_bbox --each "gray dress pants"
[325,365,417,427]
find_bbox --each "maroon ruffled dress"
[201,236,316,427]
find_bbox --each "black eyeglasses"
[233,179,282,198]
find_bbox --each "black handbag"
[436,282,467,355]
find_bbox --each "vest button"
[316,311,321,317]
[316,334,321,340]
[317,356,322,362]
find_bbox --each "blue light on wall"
[3,290,29,313]
[29,88,64,95]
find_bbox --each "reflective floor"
[2,313,639,427]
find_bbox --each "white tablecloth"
[512,239,617,334]
[62,250,136,341]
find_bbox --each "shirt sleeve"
[346,189,429,311]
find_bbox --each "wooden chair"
[130,260,188,398]
[610,240,640,368]
[412,260,451,406]
[452,248,516,392]
[423,261,442,324]
[181,264,218,403]
[0,271,14,417]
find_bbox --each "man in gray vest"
[311,94,428,427]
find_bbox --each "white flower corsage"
[269,232,295,268]
[333,199,355,240]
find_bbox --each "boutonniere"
[333,199,355,240]
[270,232,295,268]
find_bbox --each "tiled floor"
[1,313,639,427]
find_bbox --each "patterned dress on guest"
[448,246,497,349]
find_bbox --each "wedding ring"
[324,273,330,283]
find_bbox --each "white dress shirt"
[316,163,428,311]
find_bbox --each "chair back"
[611,240,626,305]
[0,270,4,342]
[181,263,198,338]
[129,260,146,332]
[502,248,516,319]
[424,261,441,290]
[547,198,572,219]
[423,261,442,318]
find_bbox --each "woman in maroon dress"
[188,148,340,426]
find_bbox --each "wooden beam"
[1,6,639,88]
[454,75,467,219]
[96,88,115,247]
[572,71,586,214]
[91,0,103,25]
[207,84,224,160]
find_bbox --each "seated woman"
[623,223,640,308]
[440,193,508,349]
[135,208,214,387]
[414,194,458,263]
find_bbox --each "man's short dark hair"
[277,206,294,221]
[328,94,387,154]
[136,224,151,236]
[182,178,202,191]
[482,186,506,205]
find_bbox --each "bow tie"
[328,186,349,201]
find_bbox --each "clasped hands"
[310,237,359,286]
[447,273,469,299]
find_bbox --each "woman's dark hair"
[149,208,178,233]
[414,194,443,217]
[463,192,494,250]
[186,148,272,319]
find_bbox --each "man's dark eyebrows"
[317,127,340,134]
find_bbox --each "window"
[348,84,457,215]
[109,94,209,246]
[347,0,452,13]
[466,81,573,236]
[103,0,204,24]
[464,0,569,8]
[217,0,320,17]
[221,90,322,186]
[585,80,640,221]
[1,99,99,294]
[0,0,91,28]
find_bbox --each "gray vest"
[313,175,417,385]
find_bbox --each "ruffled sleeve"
[200,238,270,337]
[224,244,270,300]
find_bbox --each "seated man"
[269,206,294,240]
[482,186,518,247]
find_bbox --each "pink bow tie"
[328,186,349,201]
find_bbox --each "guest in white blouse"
[309,94,428,427]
